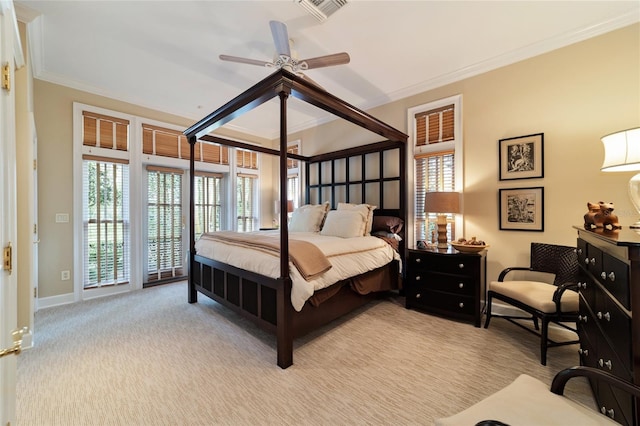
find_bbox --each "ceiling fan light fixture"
[294,0,348,22]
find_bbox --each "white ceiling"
[15,0,640,139]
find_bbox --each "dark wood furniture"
[183,69,408,369]
[575,227,640,425]
[406,246,486,327]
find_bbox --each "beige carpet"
[17,281,593,425]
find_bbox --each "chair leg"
[540,316,549,366]
[533,317,540,331]
[484,292,493,329]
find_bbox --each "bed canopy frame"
[184,69,408,368]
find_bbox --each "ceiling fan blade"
[298,52,350,70]
[219,54,272,67]
[269,20,291,57]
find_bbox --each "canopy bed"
[183,69,408,368]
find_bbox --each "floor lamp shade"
[601,128,640,228]
[425,191,461,249]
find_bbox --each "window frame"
[407,95,463,246]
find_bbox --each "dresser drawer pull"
[578,315,587,323]
[458,302,464,308]
[598,359,612,370]
[600,407,615,419]
[590,258,596,265]
[578,348,589,357]
[577,282,587,290]
[608,272,615,282]
[416,275,421,281]
[577,248,583,255]
[415,258,421,263]
[584,258,590,265]
[601,272,606,280]
[458,263,464,269]
[416,293,422,299]
[596,311,611,322]
[458,283,464,289]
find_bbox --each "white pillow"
[320,210,367,238]
[289,203,329,232]
[337,202,377,235]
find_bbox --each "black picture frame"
[499,133,544,181]
[499,187,544,231]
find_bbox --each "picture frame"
[499,187,544,231]
[499,133,544,181]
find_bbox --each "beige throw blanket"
[199,231,332,280]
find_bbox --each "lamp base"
[436,214,449,249]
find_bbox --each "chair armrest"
[497,267,531,281]
[552,282,578,306]
[551,366,640,397]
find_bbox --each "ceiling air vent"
[294,0,348,22]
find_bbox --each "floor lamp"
[425,191,461,249]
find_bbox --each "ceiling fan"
[219,21,350,87]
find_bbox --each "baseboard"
[37,292,75,310]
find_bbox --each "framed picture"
[499,133,544,181]
[499,187,544,231]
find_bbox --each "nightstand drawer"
[409,270,475,296]
[413,290,475,316]
[408,251,477,274]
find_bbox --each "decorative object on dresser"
[576,226,640,425]
[583,201,621,231]
[435,366,640,426]
[424,191,461,249]
[406,246,486,327]
[498,132,544,181]
[600,127,640,229]
[484,242,580,365]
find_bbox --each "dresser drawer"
[601,253,630,310]
[408,251,477,275]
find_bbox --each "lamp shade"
[424,191,461,214]
[601,127,640,172]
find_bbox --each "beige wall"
[289,23,640,282]
[32,23,639,300]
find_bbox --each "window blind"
[82,157,130,288]
[236,148,258,169]
[142,123,229,165]
[415,151,455,241]
[83,111,129,151]
[237,174,257,232]
[194,171,223,239]
[287,143,299,169]
[415,104,455,146]
[146,166,185,283]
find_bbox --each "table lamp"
[600,127,640,228]
[425,191,461,249]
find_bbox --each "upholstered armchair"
[484,242,580,365]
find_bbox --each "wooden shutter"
[142,123,196,160]
[83,111,129,151]
[287,143,299,169]
[236,149,258,170]
[415,104,455,146]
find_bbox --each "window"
[237,174,257,231]
[410,95,462,243]
[83,157,130,289]
[194,172,223,239]
[146,166,184,284]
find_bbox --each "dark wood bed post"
[188,135,198,303]
[277,88,294,368]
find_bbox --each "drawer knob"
[590,258,596,265]
[598,358,613,370]
[416,293,422,299]
[578,315,587,323]
[458,302,464,308]
[601,407,615,419]
[416,275,421,281]
[458,263,464,269]
[596,311,611,322]
[601,272,606,280]
[584,258,590,265]
[458,283,464,289]
[608,272,615,282]
[577,248,583,255]
[578,348,589,357]
[416,258,421,263]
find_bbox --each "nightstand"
[406,246,486,327]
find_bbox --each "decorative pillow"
[289,202,329,232]
[372,215,404,234]
[320,210,367,238]
[336,202,376,235]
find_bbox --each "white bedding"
[194,230,400,311]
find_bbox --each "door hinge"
[34,287,37,298]
[2,63,10,91]
[33,159,37,170]
[3,242,12,274]
[33,223,37,234]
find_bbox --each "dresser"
[406,246,486,327]
[575,227,640,425]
